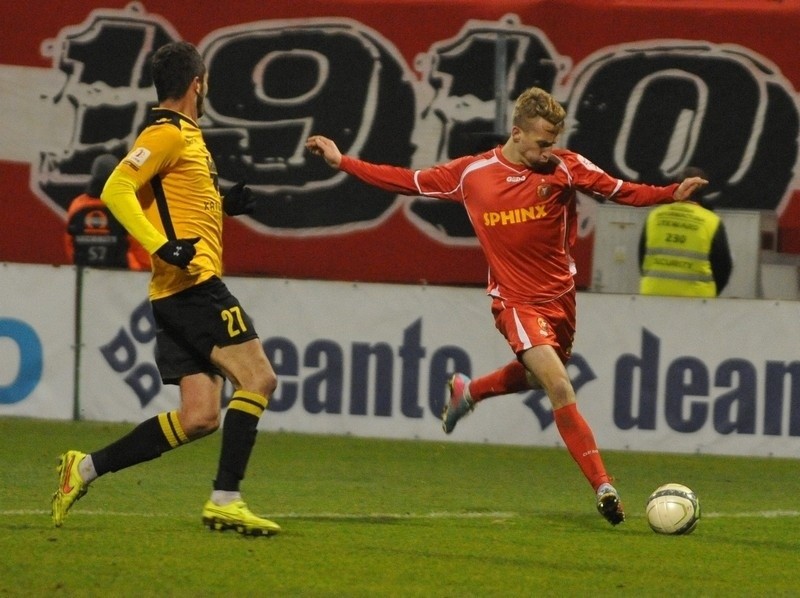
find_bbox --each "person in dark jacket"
[65,154,149,270]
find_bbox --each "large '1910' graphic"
[24,4,800,244]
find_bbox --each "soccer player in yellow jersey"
[51,41,280,536]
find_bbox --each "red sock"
[469,360,530,403]
[553,403,610,491]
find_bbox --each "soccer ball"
[645,483,700,535]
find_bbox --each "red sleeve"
[339,154,470,201]
[611,181,679,207]
[339,155,420,195]
[560,150,678,207]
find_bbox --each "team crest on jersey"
[537,183,552,199]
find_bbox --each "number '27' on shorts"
[150,276,259,384]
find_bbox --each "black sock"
[214,391,267,491]
[92,411,189,476]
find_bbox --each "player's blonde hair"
[512,87,566,131]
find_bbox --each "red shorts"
[491,289,576,364]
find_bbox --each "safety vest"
[640,202,720,298]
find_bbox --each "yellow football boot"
[52,450,89,527]
[202,499,281,537]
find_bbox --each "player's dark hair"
[151,41,206,102]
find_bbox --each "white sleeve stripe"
[412,170,456,197]
[608,179,623,198]
[413,155,499,198]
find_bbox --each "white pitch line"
[702,510,800,519]
[272,511,519,520]
[1,509,517,520]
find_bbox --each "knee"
[242,369,276,400]
[260,369,278,398]
[545,377,575,409]
[243,362,277,399]
[181,410,220,439]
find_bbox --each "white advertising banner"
[0,262,75,419]
[14,263,800,459]
[575,294,800,457]
[77,267,181,421]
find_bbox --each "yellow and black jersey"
[102,108,223,300]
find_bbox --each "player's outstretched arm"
[306,135,342,169]
[306,133,420,196]
[673,176,709,201]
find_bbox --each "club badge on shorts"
[537,317,549,337]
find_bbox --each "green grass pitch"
[0,417,797,596]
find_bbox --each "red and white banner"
[2,1,800,288]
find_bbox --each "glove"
[155,237,200,269]
[223,181,255,216]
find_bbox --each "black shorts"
[151,276,259,385]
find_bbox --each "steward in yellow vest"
[639,183,732,297]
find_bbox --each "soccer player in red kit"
[306,87,707,525]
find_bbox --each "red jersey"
[340,148,678,303]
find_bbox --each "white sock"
[596,482,615,496]
[78,454,98,483]
[211,490,241,506]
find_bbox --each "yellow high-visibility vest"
[640,202,720,297]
